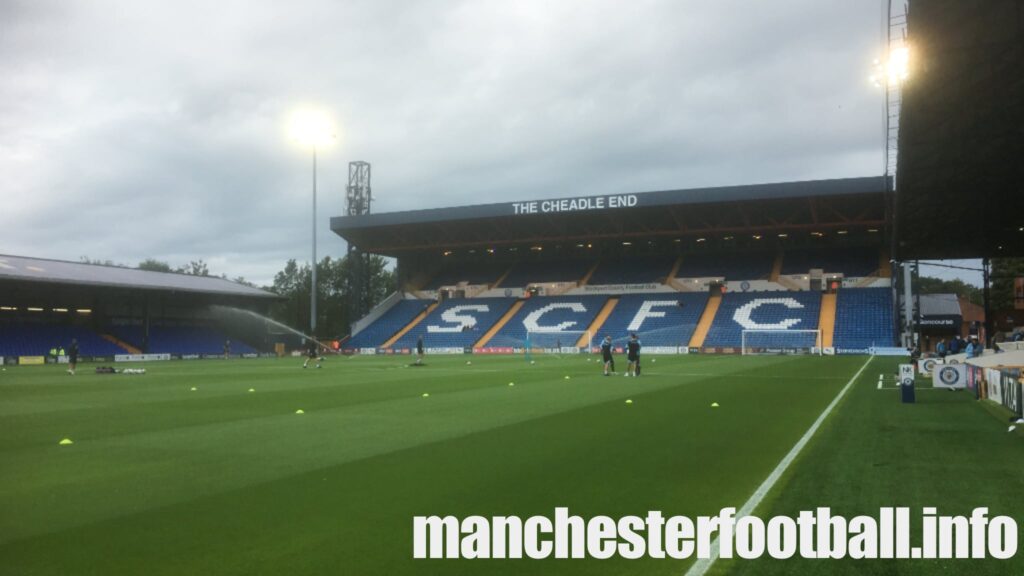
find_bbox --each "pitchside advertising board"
[933,364,968,389]
[899,364,915,387]
[917,357,942,376]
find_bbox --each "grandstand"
[0,255,279,362]
[333,176,897,355]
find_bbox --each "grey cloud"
[2,0,897,286]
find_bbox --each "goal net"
[525,330,593,354]
[741,329,822,356]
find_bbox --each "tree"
[179,260,210,276]
[80,256,118,266]
[990,258,1024,310]
[137,259,174,272]
[916,275,983,306]
[266,254,396,338]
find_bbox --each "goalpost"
[741,329,822,356]
[525,330,593,355]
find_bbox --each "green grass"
[0,354,1019,575]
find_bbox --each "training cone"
[711,402,720,408]
[58,438,73,446]
[295,409,305,414]
[190,386,197,391]
[564,375,571,380]
[1010,426,1017,433]
[466,361,472,365]
[422,393,430,397]
[508,382,515,387]
[625,399,633,404]
[248,388,255,393]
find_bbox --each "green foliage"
[916,275,983,306]
[268,254,396,337]
[178,259,209,276]
[137,259,174,272]
[990,258,1024,310]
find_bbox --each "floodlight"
[288,110,336,148]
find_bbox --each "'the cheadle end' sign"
[513,194,638,215]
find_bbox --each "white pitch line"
[684,356,873,576]
[877,380,883,389]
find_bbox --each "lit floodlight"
[887,46,910,84]
[871,45,910,87]
[288,110,336,148]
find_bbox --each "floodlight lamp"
[288,110,336,148]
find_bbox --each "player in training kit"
[626,333,640,377]
[415,335,425,365]
[67,339,79,375]
[601,336,614,376]
[302,339,322,369]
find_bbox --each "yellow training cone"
[422,393,430,397]
[295,409,305,414]
[248,388,255,393]
[190,387,197,391]
[508,382,515,387]
[59,438,73,446]
[625,399,633,404]
[711,402,720,408]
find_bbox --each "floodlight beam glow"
[288,110,336,148]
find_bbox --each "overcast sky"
[3,0,972,287]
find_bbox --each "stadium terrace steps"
[665,256,683,284]
[688,293,721,348]
[879,248,892,277]
[491,265,513,289]
[702,291,822,349]
[346,299,429,349]
[770,251,783,281]
[391,298,517,349]
[818,293,837,348]
[598,293,708,347]
[486,295,609,349]
[832,287,895,350]
[382,302,438,348]
[101,333,140,354]
[474,300,526,348]
[578,297,618,347]
[578,261,600,287]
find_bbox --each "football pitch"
[1,354,1020,575]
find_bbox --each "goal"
[525,330,593,354]
[741,329,822,356]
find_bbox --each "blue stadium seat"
[703,291,822,348]
[112,325,258,355]
[597,292,709,348]
[391,298,517,349]
[347,300,431,349]
[0,323,128,357]
[487,295,609,348]
[832,288,895,351]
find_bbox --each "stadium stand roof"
[0,254,277,299]
[332,176,888,256]
[895,0,1024,259]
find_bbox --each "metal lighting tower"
[872,1,911,346]
[288,110,335,337]
[346,161,373,330]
